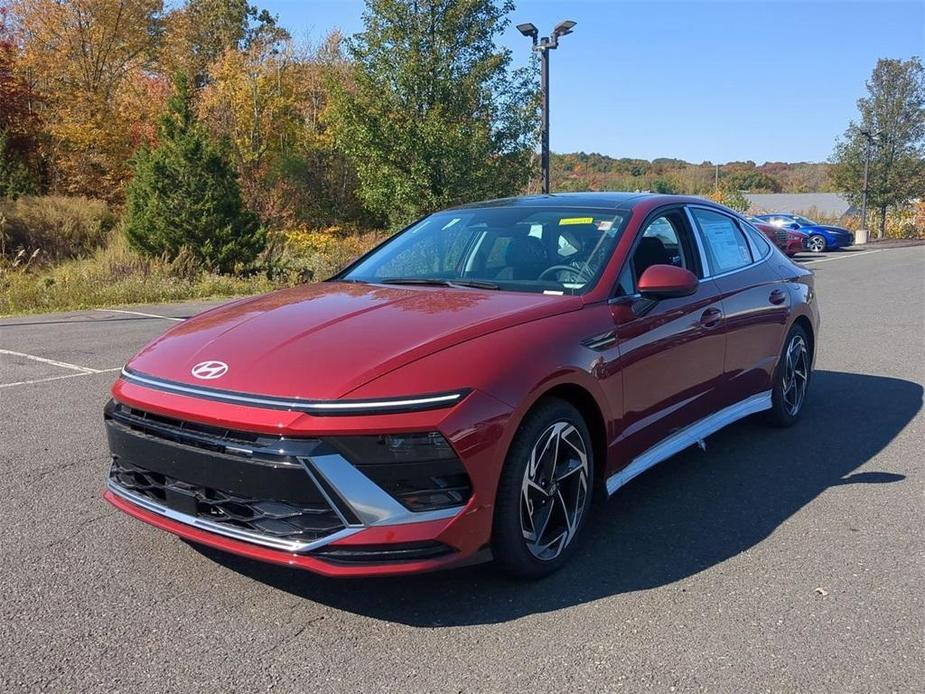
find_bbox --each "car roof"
[448,192,707,211]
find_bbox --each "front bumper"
[104,489,470,576]
[104,377,513,576]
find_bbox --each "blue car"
[753,214,854,253]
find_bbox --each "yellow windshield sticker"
[559,217,594,226]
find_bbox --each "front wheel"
[492,399,595,579]
[806,234,827,253]
[767,325,811,427]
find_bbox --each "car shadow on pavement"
[194,370,922,627]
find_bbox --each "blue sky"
[261,0,924,164]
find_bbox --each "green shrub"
[124,74,265,273]
[0,129,39,199]
[0,195,115,262]
[281,226,387,281]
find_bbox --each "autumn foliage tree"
[199,30,363,227]
[124,74,264,272]
[12,0,164,199]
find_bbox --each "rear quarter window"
[741,221,771,257]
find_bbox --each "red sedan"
[750,217,806,257]
[104,193,819,578]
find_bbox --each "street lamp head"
[553,19,577,37]
[517,22,538,40]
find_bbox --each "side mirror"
[788,223,800,230]
[637,264,698,300]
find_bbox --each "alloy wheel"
[781,334,809,416]
[520,421,590,561]
[807,235,825,253]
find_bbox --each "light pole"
[518,20,577,195]
[859,129,880,230]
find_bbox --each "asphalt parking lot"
[1,246,923,693]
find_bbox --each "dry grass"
[790,203,925,238]
[0,195,116,262]
[0,225,388,316]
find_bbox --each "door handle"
[699,307,723,328]
[769,289,787,305]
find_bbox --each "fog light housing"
[324,433,472,511]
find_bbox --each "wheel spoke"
[519,419,590,561]
[780,335,809,416]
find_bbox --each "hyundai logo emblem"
[191,360,229,380]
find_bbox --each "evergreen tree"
[0,129,38,198]
[124,74,265,272]
[330,0,537,225]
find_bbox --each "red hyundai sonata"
[750,217,806,257]
[104,193,818,578]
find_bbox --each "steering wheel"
[537,264,594,283]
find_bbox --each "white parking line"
[0,368,121,389]
[93,308,184,321]
[801,250,882,265]
[0,348,102,374]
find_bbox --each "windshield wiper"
[379,278,499,290]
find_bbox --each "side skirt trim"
[605,390,772,496]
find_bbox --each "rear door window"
[690,208,753,275]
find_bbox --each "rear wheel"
[492,399,594,579]
[806,234,826,253]
[767,324,811,427]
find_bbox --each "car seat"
[495,235,549,280]
[633,236,671,277]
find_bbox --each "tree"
[124,74,264,272]
[330,0,537,225]
[650,178,678,194]
[0,4,40,196]
[707,186,749,212]
[831,57,925,237]
[161,0,288,87]
[721,170,782,193]
[0,128,38,197]
[13,0,164,199]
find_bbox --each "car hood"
[125,282,582,399]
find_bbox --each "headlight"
[328,432,456,464]
[305,389,470,415]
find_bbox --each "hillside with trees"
[550,155,834,196]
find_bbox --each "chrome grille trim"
[107,479,362,553]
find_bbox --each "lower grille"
[105,400,469,561]
[110,458,345,543]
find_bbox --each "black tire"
[767,324,812,427]
[492,398,595,579]
[806,234,827,253]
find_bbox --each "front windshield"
[339,207,627,295]
[792,215,817,226]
